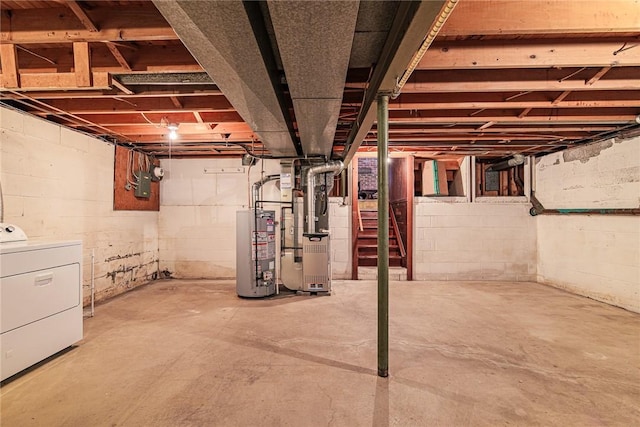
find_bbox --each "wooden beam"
[439,0,640,36]
[420,40,640,69]
[60,111,243,125]
[105,42,131,71]
[0,88,223,100]
[0,6,178,44]
[111,78,134,95]
[0,71,110,90]
[0,43,19,88]
[389,114,636,124]
[394,77,640,93]
[390,99,640,109]
[66,1,99,32]
[73,42,91,87]
[14,44,201,74]
[38,96,234,113]
[586,66,613,85]
[193,111,204,123]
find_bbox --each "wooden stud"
[73,42,91,87]
[0,44,19,88]
[66,1,99,32]
[193,111,204,123]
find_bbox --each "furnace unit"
[302,234,331,293]
[236,210,277,297]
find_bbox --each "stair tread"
[358,254,403,259]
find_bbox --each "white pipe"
[392,0,459,99]
[91,248,95,317]
[305,161,344,235]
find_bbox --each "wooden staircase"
[356,208,404,267]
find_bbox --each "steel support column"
[377,94,390,378]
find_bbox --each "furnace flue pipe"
[304,161,343,235]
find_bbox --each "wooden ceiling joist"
[0,71,111,90]
[421,40,640,69]
[0,6,178,44]
[439,0,640,37]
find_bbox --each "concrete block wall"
[536,136,640,312]
[159,158,281,278]
[329,197,351,279]
[414,198,536,281]
[0,106,159,304]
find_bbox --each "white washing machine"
[1,231,83,381]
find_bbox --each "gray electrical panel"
[135,171,152,198]
[236,210,277,297]
[303,234,331,293]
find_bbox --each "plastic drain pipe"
[304,161,344,235]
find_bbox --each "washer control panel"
[0,223,28,243]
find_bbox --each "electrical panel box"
[135,171,152,198]
[236,210,277,298]
[303,234,331,293]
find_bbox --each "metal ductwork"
[487,154,525,171]
[252,174,280,209]
[305,161,344,235]
[152,0,298,156]
[268,1,360,158]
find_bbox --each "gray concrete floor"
[1,279,639,426]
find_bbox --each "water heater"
[236,210,277,297]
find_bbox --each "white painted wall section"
[536,137,640,312]
[329,197,351,279]
[159,158,281,278]
[414,199,537,281]
[0,106,159,303]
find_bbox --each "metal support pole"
[377,94,390,378]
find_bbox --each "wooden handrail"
[357,200,364,232]
[389,204,406,258]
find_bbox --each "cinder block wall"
[159,158,281,278]
[0,107,159,303]
[413,200,537,281]
[329,198,350,279]
[535,136,640,312]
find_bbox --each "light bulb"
[169,129,177,140]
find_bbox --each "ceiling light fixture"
[167,123,179,140]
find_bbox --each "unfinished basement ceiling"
[1,0,639,159]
